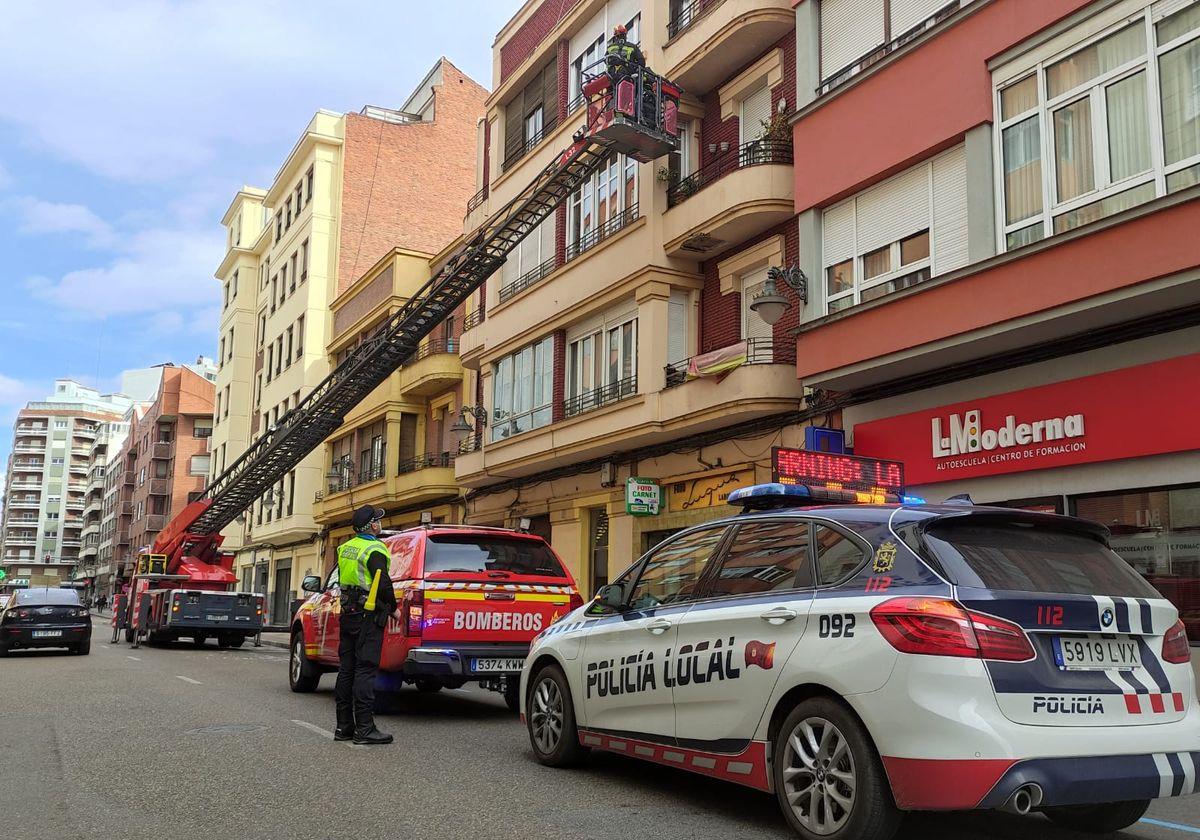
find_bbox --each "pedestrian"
[334,505,397,745]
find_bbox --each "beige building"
[456,0,804,596]
[213,59,486,620]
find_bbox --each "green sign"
[0,568,7,582]
[625,477,662,516]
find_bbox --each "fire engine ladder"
[188,134,630,538]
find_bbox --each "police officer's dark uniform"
[334,505,397,745]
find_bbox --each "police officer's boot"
[354,727,394,746]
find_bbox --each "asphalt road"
[3,618,1200,840]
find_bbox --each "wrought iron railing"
[466,185,488,215]
[666,0,723,40]
[566,202,639,263]
[667,139,792,208]
[413,338,458,360]
[502,112,560,172]
[563,375,638,417]
[397,451,455,474]
[817,1,962,97]
[463,307,484,331]
[664,338,795,388]
[498,257,557,304]
[457,436,483,456]
[567,91,586,115]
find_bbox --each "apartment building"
[455,0,804,594]
[75,418,130,595]
[213,58,487,618]
[788,0,1200,629]
[0,381,131,589]
[121,366,214,557]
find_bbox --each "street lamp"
[450,405,488,442]
[750,265,808,326]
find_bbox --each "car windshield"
[14,588,82,606]
[425,536,568,578]
[921,518,1160,597]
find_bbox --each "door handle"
[760,607,799,624]
[645,617,673,634]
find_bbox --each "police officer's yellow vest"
[337,535,389,591]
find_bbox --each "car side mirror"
[596,584,626,612]
[301,575,322,594]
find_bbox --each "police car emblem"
[873,541,898,574]
[1101,608,1114,628]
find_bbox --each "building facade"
[75,418,131,595]
[789,0,1200,630]
[0,381,131,590]
[455,0,805,596]
[212,58,487,620]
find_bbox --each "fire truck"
[115,59,681,650]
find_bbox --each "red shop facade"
[847,346,1200,638]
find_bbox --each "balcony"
[15,424,47,435]
[665,337,795,387]
[12,460,44,471]
[151,441,172,460]
[74,426,97,438]
[64,499,85,510]
[9,481,42,491]
[663,139,793,258]
[397,451,455,474]
[119,501,133,516]
[399,339,463,397]
[61,539,82,549]
[13,444,44,454]
[498,258,556,304]
[123,470,134,487]
[138,514,166,531]
[563,375,638,418]
[5,536,36,546]
[394,455,458,505]
[69,462,88,474]
[566,203,640,263]
[71,446,90,456]
[147,479,170,496]
[7,498,40,509]
[664,0,794,96]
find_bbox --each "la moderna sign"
[853,354,1200,486]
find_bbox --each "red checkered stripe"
[436,582,573,593]
[1124,692,1185,714]
[578,730,770,792]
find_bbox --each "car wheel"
[526,664,587,767]
[773,698,902,840]
[504,678,521,713]
[0,644,8,657]
[1043,800,1150,833]
[288,633,320,693]
[228,636,245,649]
[415,679,442,694]
[75,640,91,656]
[192,636,207,648]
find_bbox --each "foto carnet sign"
[626,477,662,516]
[853,354,1200,486]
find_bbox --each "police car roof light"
[901,495,927,505]
[728,483,901,511]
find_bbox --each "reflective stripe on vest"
[337,535,387,590]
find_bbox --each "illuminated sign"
[771,448,905,495]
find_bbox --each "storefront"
[850,347,1200,637]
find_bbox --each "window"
[306,165,314,202]
[223,385,229,419]
[285,197,292,228]
[270,276,277,313]
[567,152,638,260]
[219,337,226,367]
[275,212,282,242]
[706,521,813,597]
[571,34,605,106]
[627,527,728,610]
[265,345,273,382]
[814,525,868,585]
[294,182,303,214]
[295,316,304,359]
[289,252,297,294]
[499,214,554,299]
[214,391,222,420]
[54,420,67,429]
[741,269,773,343]
[300,239,309,283]
[258,313,266,348]
[275,337,283,376]
[359,419,386,482]
[525,105,543,146]
[822,146,964,313]
[996,5,1200,248]
[503,60,557,169]
[491,336,554,441]
[189,455,210,476]
[279,265,287,306]
[223,281,230,310]
[193,420,212,438]
[285,326,294,367]
[567,313,637,415]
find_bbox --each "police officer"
[334,504,397,745]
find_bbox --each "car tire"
[772,698,902,840]
[75,640,91,656]
[288,633,321,693]
[0,644,8,657]
[526,664,587,768]
[415,679,442,694]
[228,635,245,648]
[1042,800,1150,833]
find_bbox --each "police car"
[519,478,1199,840]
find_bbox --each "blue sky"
[0,0,520,478]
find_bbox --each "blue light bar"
[728,482,902,511]
[901,495,927,505]
[727,483,812,504]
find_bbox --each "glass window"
[814,526,867,585]
[525,106,543,144]
[1106,71,1152,181]
[1054,97,1096,201]
[826,259,854,297]
[1053,180,1156,233]
[900,230,930,264]
[1002,116,1043,223]
[1000,75,1039,119]
[862,245,891,279]
[627,527,728,610]
[491,336,554,441]
[1046,23,1145,99]
[424,535,569,578]
[706,521,812,597]
[1159,38,1200,166]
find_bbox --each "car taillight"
[870,597,1034,662]
[568,592,584,612]
[404,589,424,637]
[1163,619,1190,664]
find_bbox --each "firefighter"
[605,24,645,92]
[334,505,397,745]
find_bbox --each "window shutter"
[523,73,544,125]
[399,414,418,463]
[932,145,968,276]
[667,290,689,362]
[855,164,930,254]
[890,0,949,37]
[741,271,773,342]
[504,92,524,165]
[820,0,886,78]
[542,61,559,131]
[739,83,773,144]
[822,200,856,266]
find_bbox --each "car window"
[814,525,868,586]
[325,567,339,591]
[627,527,728,611]
[388,535,420,579]
[14,588,80,606]
[424,535,568,578]
[705,520,813,597]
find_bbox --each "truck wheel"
[527,664,587,767]
[228,636,245,649]
[1043,800,1150,833]
[217,635,231,650]
[773,698,902,840]
[288,633,320,693]
[192,636,207,647]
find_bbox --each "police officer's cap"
[353,505,385,531]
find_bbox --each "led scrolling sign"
[771,448,906,502]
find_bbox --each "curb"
[260,637,289,650]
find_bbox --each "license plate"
[205,614,229,622]
[471,657,524,673]
[1053,635,1142,671]
[32,630,62,638]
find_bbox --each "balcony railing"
[499,257,557,304]
[13,445,44,454]
[817,0,962,97]
[502,111,560,173]
[397,452,455,474]
[151,441,172,459]
[566,203,640,262]
[457,437,483,456]
[666,0,723,40]
[463,308,484,331]
[412,338,458,361]
[15,425,47,434]
[147,479,170,496]
[563,375,638,418]
[466,185,488,215]
[667,139,792,208]
[664,337,796,388]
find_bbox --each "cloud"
[7,196,114,247]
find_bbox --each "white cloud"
[7,196,114,247]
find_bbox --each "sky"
[0,0,522,484]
